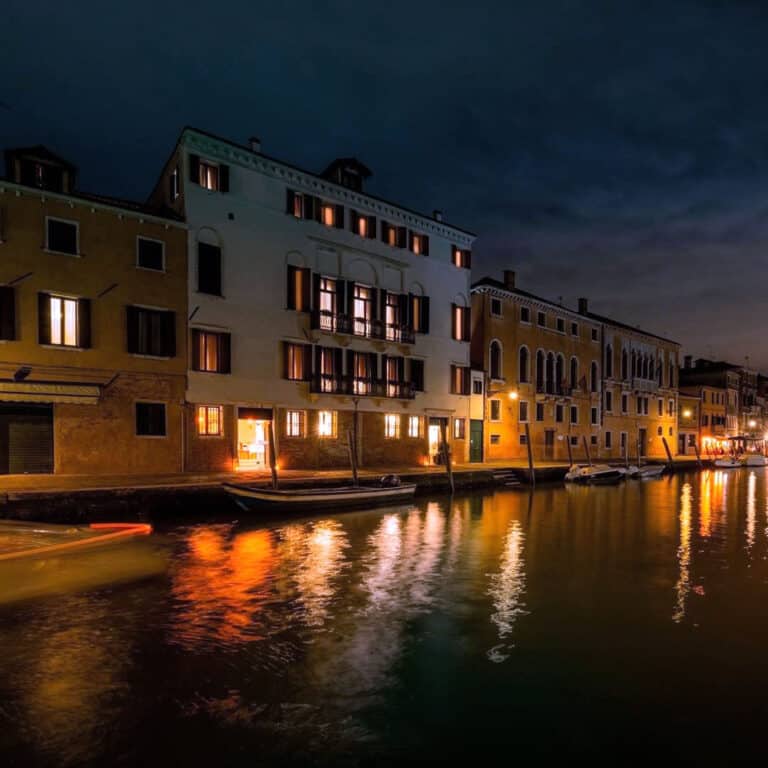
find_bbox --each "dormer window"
[189,154,229,193]
[7,146,76,192]
[199,160,219,191]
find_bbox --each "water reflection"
[746,472,757,554]
[673,482,692,623]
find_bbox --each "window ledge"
[43,248,81,258]
[194,291,226,300]
[136,434,168,439]
[136,265,166,274]
[130,353,172,360]
[40,344,86,352]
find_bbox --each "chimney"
[683,355,693,369]
[578,297,589,315]
[433,209,443,222]
[503,270,516,290]
[248,136,261,153]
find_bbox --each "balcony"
[310,373,416,399]
[536,383,569,397]
[311,310,415,345]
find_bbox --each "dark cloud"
[3,0,768,365]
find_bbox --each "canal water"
[1,470,768,765]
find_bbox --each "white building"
[150,128,476,471]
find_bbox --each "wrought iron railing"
[310,374,416,399]
[311,310,415,344]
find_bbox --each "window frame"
[384,413,401,439]
[285,409,306,438]
[489,398,502,422]
[45,216,80,256]
[135,401,167,438]
[197,405,224,437]
[317,410,337,438]
[136,235,166,272]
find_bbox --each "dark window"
[137,237,164,271]
[556,317,565,333]
[535,403,544,422]
[490,400,501,421]
[198,243,222,295]
[0,286,15,340]
[519,401,529,422]
[191,329,231,373]
[411,359,425,392]
[520,306,530,323]
[555,404,564,423]
[490,298,502,316]
[605,431,612,449]
[591,328,599,341]
[47,218,78,255]
[591,407,598,425]
[537,311,546,327]
[127,306,175,357]
[490,341,502,379]
[287,265,311,311]
[571,322,578,336]
[136,402,166,437]
[473,379,483,395]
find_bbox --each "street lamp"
[682,409,692,419]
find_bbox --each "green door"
[470,419,483,462]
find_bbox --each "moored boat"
[564,464,624,485]
[741,454,768,467]
[714,457,741,469]
[630,464,666,479]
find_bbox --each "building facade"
[149,129,475,472]
[0,146,187,475]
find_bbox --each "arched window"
[658,357,663,386]
[546,352,555,394]
[518,346,529,383]
[648,357,655,382]
[631,351,637,379]
[556,354,565,394]
[605,344,613,378]
[570,357,579,390]
[590,361,599,393]
[536,350,545,390]
[621,349,628,380]
[489,340,502,380]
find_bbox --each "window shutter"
[465,250,472,269]
[286,265,297,310]
[398,293,408,325]
[189,154,200,184]
[300,268,311,311]
[198,243,222,295]
[462,306,471,341]
[335,279,346,314]
[77,298,91,348]
[286,189,295,215]
[420,296,430,334]
[163,311,176,357]
[451,303,457,339]
[0,286,15,340]
[302,344,312,380]
[347,281,356,316]
[411,359,424,391]
[312,272,321,311]
[422,235,429,255]
[38,292,51,344]
[314,198,323,223]
[219,164,229,193]
[335,204,345,229]
[219,332,231,374]
[349,210,357,232]
[450,364,457,395]
[382,354,388,382]
[407,293,414,329]
[381,222,389,243]
[463,367,471,395]
[370,288,378,324]
[378,289,387,322]
[408,231,415,252]
[346,349,354,382]
[303,195,315,221]
[334,348,343,377]
[191,329,201,371]
[126,306,139,353]
[369,352,378,380]
[398,356,405,381]
[367,215,376,239]
[397,226,407,248]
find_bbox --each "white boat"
[564,464,624,485]
[714,457,741,469]
[741,454,768,467]
[223,479,417,512]
[633,465,666,479]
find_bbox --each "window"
[199,160,220,191]
[411,359,425,392]
[198,243,222,295]
[621,393,629,414]
[452,304,470,342]
[570,406,578,425]
[385,292,403,340]
[519,434,528,446]
[658,398,663,416]
[0,286,15,341]
[657,426,663,436]
[408,415,422,438]
[571,322,578,337]
[605,391,613,412]
[287,266,311,311]
[46,217,78,255]
[490,399,501,422]
[605,344,613,378]
[605,431,612,449]
[453,418,466,439]
[519,400,529,422]
[668,399,675,417]
[127,306,175,357]
[537,311,546,327]
[286,410,306,437]
[408,294,429,335]
[620,432,627,451]
[555,404,564,423]
[409,232,429,255]
[191,329,231,374]
[384,413,400,439]
[318,410,336,438]
[351,211,376,238]
[39,294,88,348]
[591,407,598,426]
[489,340,503,380]
[669,426,674,436]
[320,202,339,227]
[591,328,599,342]
[590,362,599,392]
[621,349,629,380]
[197,405,223,436]
[136,402,166,437]
[520,306,530,323]
[450,364,471,395]
[490,434,500,445]
[519,346,529,383]
[317,276,338,329]
[137,237,165,271]
[490,297,502,317]
[283,342,311,381]
[591,435,598,446]
[189,155,229,192]
[570,436,579,446]
[472,379,483,395]
[452,245,471,268]
[570,357,579,390]
[169,167,179,200]
[535,403,544,422]
[556,317,565,333]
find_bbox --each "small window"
[605,431,612,449]
[571,322,578,337]
[591,328,599,342]
[605,391,613,412]
[137,237,165,271]
[452,245,471,268]
[320,203,338,227]
[408,415,422,438]
[197,405,223,436]
[590,435,598,445]
[191,329,231,374]
[490,298,502,317]
[453,418,465,440]
[410,232,429,255]
[520,306,530,323]
[669,426,673,436]
[136,402,166,437]
[535,403,544,422]
[555,404,564,423]
[384,413,400,439]
[537,311,546,327]
[591,407,598,426]
[450,364,471,395]
[556,317,565,333]
[621,393,628,413]
[490,434,501,445]
[472,379,483,395]
[46,217,78,255]
[658,398,664,416]
[127,306,175,357]
[570,406,578,425]
[519,434,528,445]
[620,432,628,450]
[199,159,220,191]
[657,426,663,436]
[490,399,501,422]
[284,342,311,381]
[198,243,222,295]
[286,410,306,437]
[519,400,529,423]
[411,295,430,334]
[318,410,337,438]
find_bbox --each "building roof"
[580,308,679,346]
[471,277,589,319]
[175,126,476,238]
[4,144,78,171]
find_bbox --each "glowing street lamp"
[508,390,519,400]
[682,409,692,419]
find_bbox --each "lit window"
[199,160,220,191]
[284,343,309,381]
[453,418,465,439]
[318,410,336,437]
[50,295,78,346]
[286,410,305,437]
[197,405,223,436]
[408,415,421,438]
[384,413,400,439]
[452,246,471,268]
[195,330,229,373]
[412,234,422,255]
[321,204,335,227]
[292,192,304,218]
[357,215,368,237]
[452,304,470,341]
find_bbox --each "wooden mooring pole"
[525,421,535,487]
[440,419,455,495]
[693,438,702,468]
[661,436,674,470]
[566,434,573,466]
[347,429,359,487]
[268,419,279,490]
[582,435,592,467]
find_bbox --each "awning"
[0,381,101,405]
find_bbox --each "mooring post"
[582,435,592,467]
[268,419,279,490]
[693,438,702,468]
[525,421,535,487]
[440,419,455,495]
[661,436,674,470]
[347,429,359,487]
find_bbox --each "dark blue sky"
[3,1,768,367]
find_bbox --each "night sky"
[3,1,767,367]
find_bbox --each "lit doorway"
[237,408,272,470]
[427,417,447,465]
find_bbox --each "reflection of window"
[453,418,465,439]
[384,413,400,439]
[318,410,336,437]
[286,409,305,437]
[408,415,421,438]
[197,405,223,436]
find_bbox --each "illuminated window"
[49,295,78,346]
[318,277,337,330]
[197,405,223,436]
[193,330,230,374]
[291,192,304,218]
[453,418,465,439]
[408,415,421,438]
[352,283,373,336]
[384,413,400,439]
[452,304,470,341]
[412,234,423,255]
[199,160,220,191]
[318,410,336,438]
[286,409,305,437]
[452,246,471,268]
[284,342,310,381]
[287,265,310,311]
[321,204,336,227]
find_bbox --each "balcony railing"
[311,310,415,345]
[310,373,416,399]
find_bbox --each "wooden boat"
[741,454,768,467]
[714,457,741,469]
[223,479,417,512]
[564,464,624,485]
[624,464,666,479]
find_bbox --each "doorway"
[469,419,483,463]
[237,407,272,470]
[0,404,54,474]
